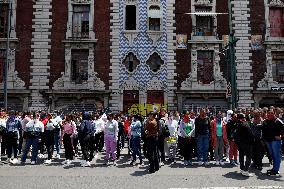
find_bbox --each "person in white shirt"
[0,112,7,161]
[103,113,118,166]
[166,112,179,163]
[94,114,105,159]
[21,112,44,165]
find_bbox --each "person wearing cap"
[145,112,159,173]
[210,111,227,166]
[21,112,44,165]
[234,113,254,177]
[103,113,119,166]
[262,109,283,176]
[6,111,22,164]
[195,109,211,166]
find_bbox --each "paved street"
[0,151,283,189]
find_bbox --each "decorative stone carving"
[194,0,213,6]
[123,31,139,47]
[147,77,165,90]
[147,31,163,47]
[268,0,284,7]
[53,74,64,88]
[257,72,279,89]
[122,77,139,90]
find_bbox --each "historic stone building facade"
[0,0,283,112]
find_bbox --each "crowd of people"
[0,106,283,177]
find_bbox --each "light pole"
[227,0,239,110]
[4,0,12,111]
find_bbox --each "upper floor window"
[195,16,213,36]
[125,5,136,30]
[146,52,164,72]
[71,49,89,84]
[72,5,90,38]
[0,4,8,38]
[272,52,284,83]
[197,50,214,84]
[269,8,284,37]
[122,52,140,73]
[148,5,161,31]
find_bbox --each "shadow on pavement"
[130,169,150,176]
[223,171,250,180]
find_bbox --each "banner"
[127,103,167,117]
[251,35,263,50]
[176,34,188,49]
[222,35,229,47]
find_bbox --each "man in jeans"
[262,110,283,176]
[195,109,210,166]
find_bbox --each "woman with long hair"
[62,115,76,165]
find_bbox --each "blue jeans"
[266,140,282,172]
[21,137,39,162]
[132,136,142,162]
[54,131,60,154]
[197,134,209,162]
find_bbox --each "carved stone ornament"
[147,31,163,47]
[147,77,165,90]
[194,0,213,6]
[88,72,105,90]
[13,72,25,88]
[122,77,140,90]
[53,73,65,88]
[257,72,279,89]
[268,0,284,7]
[123,31,139,47]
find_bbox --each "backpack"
[159,119,170,138]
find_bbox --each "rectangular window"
[72,5,90,38]
[149,18,160,31]
[272,52,284,83]
[148,5,161,31]
[269,8,284,37]
[197,51,214,84]
[0,4,9,38]
[125,5,136,30]
[195,16,213,36]
[71,49,89,84]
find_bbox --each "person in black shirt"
[262,109,283,176]
[195,109,211,166]
[234,113,254,177]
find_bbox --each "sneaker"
[38,154,44,159]
[204,161,210,166]
[241,171,253,177]
[61,160,67,165]
[30,161,36,165]
[214,161,220,166]
[44,159,52,164]
[139,161,144,167]
[80,160,86,166]
[198,161,204,166]
[234,160,239,165]
[94,153,99,160]
[267,169,280,176]
[113,161,117,166]
[56,154,60,159]
[230,160,235,165]
[184,160,189,166]
[187,161,193,166]
[66,160,72,165]
[130,161,135,166]
[9,158,13,164]
[12,159,20,165]
[86,161,91,167]
[104,160,109,166]
[159,162,164,166]
[219,161,225,166]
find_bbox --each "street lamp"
[4,0,12,111]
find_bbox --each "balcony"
[190,26,221,43]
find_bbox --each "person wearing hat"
[234,113,254,177]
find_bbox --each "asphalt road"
[0,151,283,189]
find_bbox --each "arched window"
[122,53,140,72]
[148,5,161,31]
[146,53,164,72]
